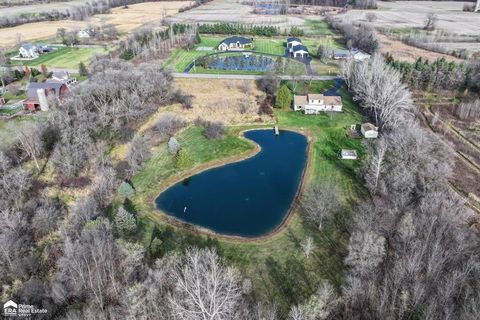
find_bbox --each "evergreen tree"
[78,62,88,76]
[275,85,292,109]
[118,181,135,199]
[114,207,136,235]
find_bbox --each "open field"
[127,80,366,312]
[0,0,90,18]
[170,0,319,28]
[340,1,480,37]
[339,1,480,59]
[0,1,191,48]
[9,46,108,69]
[375,32,463,62]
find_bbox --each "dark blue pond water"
[202,54,277,72]
[155,130,308,237]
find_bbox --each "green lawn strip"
[304,20,335,36]
[128,81,367,313]
[10,47,107,69]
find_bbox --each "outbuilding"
[339,149,358,160]
[361,123,379,139]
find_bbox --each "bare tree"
[424,13,438,31]
[16,123,42,171]
[301,182,341,230]
[127,134,150,176]
[169,247,243,320]
[344,230,386,276]
[301,237,314,258]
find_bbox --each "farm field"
[0,1,192,48]
[127,79,366,313]
[9,46,108,69]
[0,0,90,18]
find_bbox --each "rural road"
[171,73,340,81]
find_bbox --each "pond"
[200,54,279,72]
[155,129,308,237]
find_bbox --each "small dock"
[274,126,279,135]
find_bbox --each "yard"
[164,35,343,74]
[126,80,366,313]
[9,46,108,69]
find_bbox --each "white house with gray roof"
[19,44,38,59]
[218,36,253,51]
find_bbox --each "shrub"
[203,121,226,140]
[78,62,88,76]
[275,85,292,109]
[172,89,193,109]
[259,97,273,115]
[155,113,186,139]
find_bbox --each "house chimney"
[37,89,49,111]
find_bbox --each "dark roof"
[287,37,301,42]
[292,44,308,52]
[20,43,36,50]
[220,36,252,45]
[26,82,65,98]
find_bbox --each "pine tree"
[78,62,88,76]
[275,84,292,109]
[118,181,135,199]
[115,207,136,235]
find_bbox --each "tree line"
[385,55,480,93]
[193,22,304,37]
[325,16,379,54]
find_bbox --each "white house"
[19,44,38,59]
[361,122,378,138]
[77,30,91,38]
[287,37,302,51]
[293,94,343,114]
[339,149,358,160]
[332,48,370,61]
[218,36,253,51]
[291,44,309,58]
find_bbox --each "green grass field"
[10,46,107,69]
[127,81,366,313]
[164,35,342,74]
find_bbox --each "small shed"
[339,149,357,160]
[361,123,378,139]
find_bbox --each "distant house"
[291,44,309,58]
[77,30,91,38]
[287,37,302,50]
[332,48,370,61]
[36,44,53,54]
[361,123,378,139]
[339,149,358,160]
[218,36,253,51]
[23,82,68,111]
[293,94,342,114]
[19,44,38,59]
[50,71,77,87]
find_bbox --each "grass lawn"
[10,46,108,69]
[126,80,367,313]
[304,20,335,36]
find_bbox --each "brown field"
[376,33,463,63]
[0,1,192,48]
[171,78,272,125]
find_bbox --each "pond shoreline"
[150,126,314,243]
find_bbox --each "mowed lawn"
[11,46,108,69]
[128,80,367,313]
[164,35,341,73]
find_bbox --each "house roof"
[362,122,378,132]
[52,71,69,79]
[20,43,36,50]
[294,95,308,106]
[220,36,252,45]
[307,94,324,101]
[27,82,65,98]
[292,44,308,52]
[341,149,357,157]
[287,37,301,43]
[324,96,342,105]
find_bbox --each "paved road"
[172,73,340,81]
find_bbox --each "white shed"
[361,123,378,139]
[339,149,358,160]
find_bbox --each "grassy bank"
[128,81,366,313]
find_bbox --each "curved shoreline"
[149,127,314,243]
